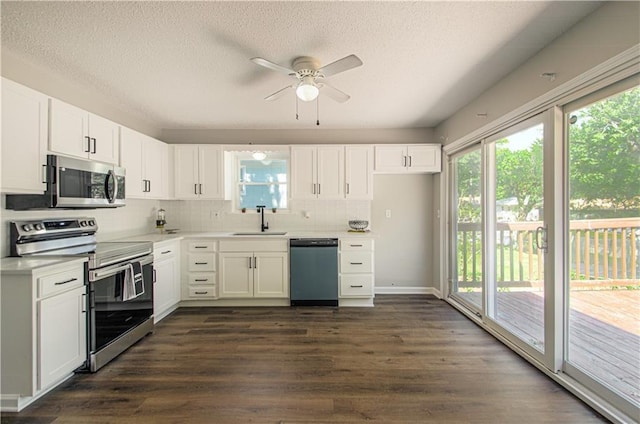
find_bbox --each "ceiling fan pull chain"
[316,96,320,126]
[295,96,299,120]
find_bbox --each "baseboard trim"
[375,286,442,298]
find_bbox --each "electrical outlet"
[385,209,392,218]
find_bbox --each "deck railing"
[457,217,640,288]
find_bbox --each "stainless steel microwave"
[6,155,125,210]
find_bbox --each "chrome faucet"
[256,205,269,232]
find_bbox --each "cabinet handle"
[199,183,203,195]
[194,246,208,249]
[312,183,316,194]
[346,183,349,194]
[253,257,257,269]
[350,285,364,288]
[408,156,412,167]
[82,293,87,313]
[153,269,157,283]
[143,180,148,192]
[318,184,321,195]
[161,250,172,254]
[350,244,363,247]
[248,257,253,269]
[194,279,209,282]
[54,277,78,286]
[84,136,91,153]
[195,262,208,265]
[147,179,151,192]
[195,291,208,295]
[350,262,363,265]
[91,137,97,154]
[194,184,198,195]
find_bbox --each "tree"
[569,87,640,213]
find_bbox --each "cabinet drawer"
[38,267,85,298]
[187,241,216,252]
[340,239,373,251]
[340,274,374,297]
[187,253,216,272]
[188,285,217,298]
[189,273,216,285]
[340,252,373,273]
[154,243,179,260]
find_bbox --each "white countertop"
[113,230,375,243]
[1,257,88,275]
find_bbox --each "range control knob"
[21,224,33,232]
[34,223,44,231]
[80,221,88,227]
[88,220,95,226]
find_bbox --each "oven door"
[88,254,154,355]
[53,155,126,208]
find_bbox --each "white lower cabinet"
[153,240,181,323]
[182,240,218,299]
[339,238,375,304]
[1,259,87,412]
[219,239,289,299]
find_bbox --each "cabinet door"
[1,78,48,194]
[119,127,145,198]
[144,136,166,198]
[317,146,344,199]
[345,145,373,200]
[174,145,200,199]
[219,253,253,298]
[253,252,289,298]
[406,145,441,173]
[290,146,317,199]
[88,114,119,164]
[49,98,89,159]
[38,286,86,390]
[199,145,223,199]
[374,145,407,172]
[154,257,178,323]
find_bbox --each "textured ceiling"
[1,1,601,130]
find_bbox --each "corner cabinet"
[49,98,120,165]
[1,78,48,194]
[291,145,345,199]
[1,258,87,412]
[218,239,289,298]
[374,144,441,173]
[174,145,223,199]
[120,127,169,199]
[153,239,181,322]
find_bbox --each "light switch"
[385,209,392,218]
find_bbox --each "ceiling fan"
[250,54,363,103]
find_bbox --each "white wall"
[435,2,640,144]
[372,174,434,289]
[1,197,161,258]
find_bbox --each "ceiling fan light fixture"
[252,151,267,161]
[296,76,319,102]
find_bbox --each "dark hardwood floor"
[1,295,606,423]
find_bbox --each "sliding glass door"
[564,82,639,416]
[450,147,483,311]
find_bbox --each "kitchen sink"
[232,232,288,236]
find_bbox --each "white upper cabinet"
[291,145,344,199]
[174,144,223,199]
[345,145,374,200]
[120,127,168,199]
[1,78,48,194]
[49,98,119,165]
[374,144,441,173]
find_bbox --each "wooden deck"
[455,289,640,406]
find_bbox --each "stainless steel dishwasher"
[290,238,339,306]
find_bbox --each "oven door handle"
[89,255,153,281]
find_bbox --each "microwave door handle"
[105,169,117,204]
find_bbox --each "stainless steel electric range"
[10,217,154,372]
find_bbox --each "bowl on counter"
[348,220,369,231]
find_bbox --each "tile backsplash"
[159,199,371,233]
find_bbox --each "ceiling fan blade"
[250,57,295,76]
[264,85,293,101]
[318,81,351,103]
[318,54,363,78]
